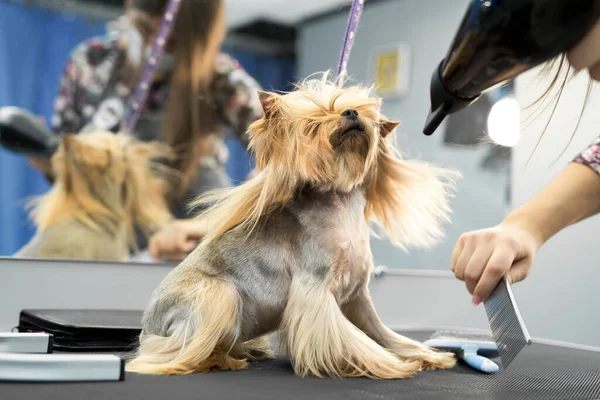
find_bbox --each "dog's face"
[52,131,128,188]
[46,131,173,241]
[249,81,399,192]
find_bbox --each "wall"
[0,1,106,256]
[297,0,510,270]
[0,259,489,335]
[512,67,600,347]
[298,0,600,346]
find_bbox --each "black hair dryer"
[0,107,59,157]
[423,0,600,136]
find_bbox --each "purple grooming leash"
[337,0,364,82]
[122,0,182,134]
[122,0,363,133]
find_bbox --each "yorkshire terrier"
[126,74,459,379]
[14,131,174,261]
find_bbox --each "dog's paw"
[234,336,275,361]
[216,356,248,371]
[418,351,456,371]
[245,347,276,361]
[203,353,248,372]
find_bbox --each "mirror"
[0,0,512,270]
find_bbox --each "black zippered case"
[17,309,143,352]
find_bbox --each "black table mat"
[3,331,600,400]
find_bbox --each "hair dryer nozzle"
[423,60,478,136]
[423,0,600,137]
[0,107,59,157]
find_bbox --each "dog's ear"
[365,137,459,251]
[380,117,400,138]
[257,90,281,117]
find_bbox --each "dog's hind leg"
[126,277,246,375]
[279,273,421,379]
[342,286,456,371]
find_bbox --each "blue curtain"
[0,2,296,256]
[0,2,107,256]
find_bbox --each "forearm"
[503,162,600,245]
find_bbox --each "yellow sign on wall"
[370,43,411,99]
[376,52,399,93]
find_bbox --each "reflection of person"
[28,0,263,232]
[451,19,600,305]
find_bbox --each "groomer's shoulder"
[573,135,600,176]
[212,53,264,138]
[67,35,119,70]
[52,35,120,135]
[214,53,263,93]
[214,53,253,79]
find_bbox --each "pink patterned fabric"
[574,138,600,174]
[51,35,264,147]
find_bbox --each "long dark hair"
[526,54,594,163]
[127,0,226,198]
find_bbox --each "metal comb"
[483,276,532,368]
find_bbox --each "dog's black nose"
[341,109,359,120]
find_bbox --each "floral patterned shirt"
[574,137,600,173]
[51,34,263,176]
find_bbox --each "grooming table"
[2,258,600,399]
[2,330,600,400]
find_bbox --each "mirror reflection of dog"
[14,131,175,261]
[127,74,460,379]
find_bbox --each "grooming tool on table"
[0,332,53,354]
[0,353,124,382]
[425,330,499,373]
[483,276,532,368]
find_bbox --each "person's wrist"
[176,218,209,235]
[501,211,546,251]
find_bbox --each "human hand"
[148,219,207,261]
[568,18,600,80]
[451,223,542,305]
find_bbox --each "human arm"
[214,55,264,144]
[452,158,600,305]
[148,219,209,261]
[213,55,264,179]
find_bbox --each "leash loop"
[337,0,365,83]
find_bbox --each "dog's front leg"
[278,273,421,379]
[230,335,275,361]
[342,286,456,371]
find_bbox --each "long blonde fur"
[190,72,458,250]
[127,73,458,379]
[28,131,174,250]
[280,277,421,379]
[365,137,460,250]
[126,277,243,375]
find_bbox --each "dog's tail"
[126,278,243,375]
[279,276,422,379]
